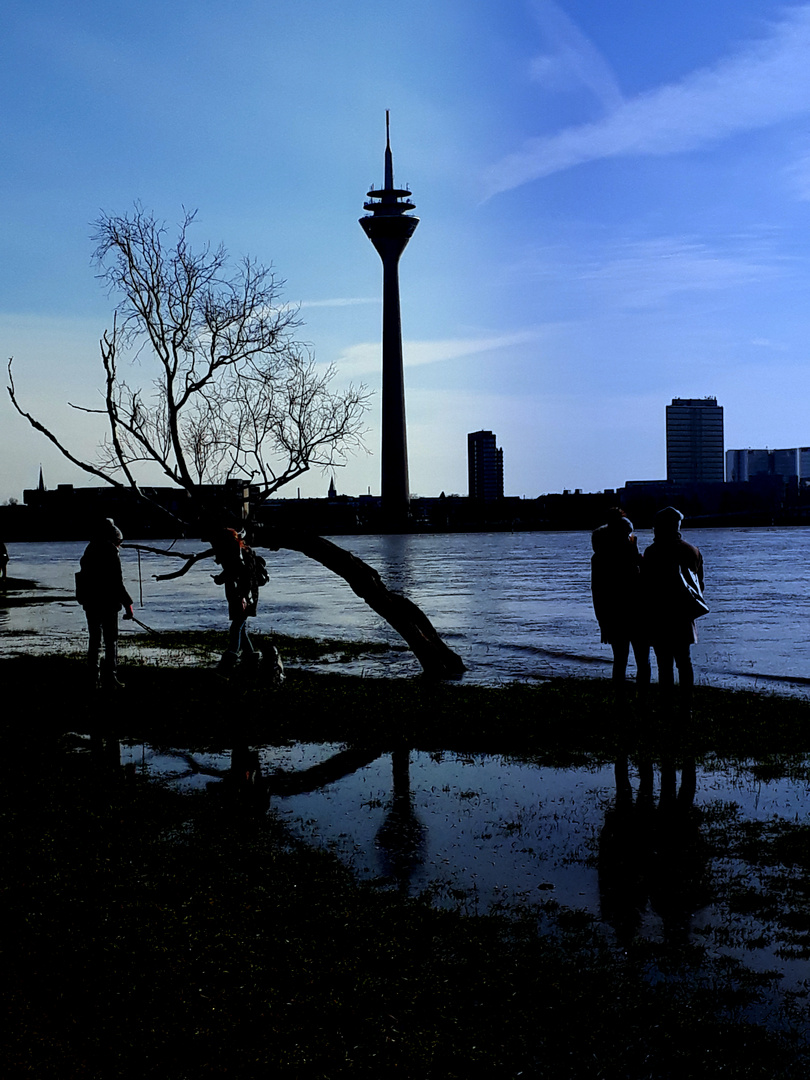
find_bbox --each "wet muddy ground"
[114,738,810,1035]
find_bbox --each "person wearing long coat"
[77,518,134,689]
[641,506,705,708]
[591,508,651,692]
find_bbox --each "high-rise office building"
[468,430,504,501]
[666,397,724,483]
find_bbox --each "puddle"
[112,737,810,1031]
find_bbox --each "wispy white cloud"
[527,0,623,111]
[503,236,777,309]
[334,331,540,378]
[750,336,790,350]
[580,237,775,308]
[486,5,810,195]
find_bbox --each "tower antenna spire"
[384,109,394,191]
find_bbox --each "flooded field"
[116,737,810,1032]
[7,529,810,1038]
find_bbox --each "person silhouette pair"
[591,506,706,708]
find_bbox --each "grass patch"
[130,628,408,666]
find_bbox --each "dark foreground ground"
[4,637,810,1078]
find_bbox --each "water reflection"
[374,747,426,893]
[113,739,785,927]
[215,745,271,816]
[599,757,709,948]
[375,534,419,597]
[201,740,428,893]
[104,734,810,1025]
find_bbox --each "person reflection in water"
[642,507,705,713]
[591,508,651,697]
[599,755,707,948]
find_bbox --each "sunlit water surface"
[3,527,810,692]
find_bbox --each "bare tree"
[8,205,466,677]
[9,205,367,513]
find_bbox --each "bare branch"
[122,543,215,580]
[121,543,203,560]
[7,358,125,489]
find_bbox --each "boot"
[100,662,125,691]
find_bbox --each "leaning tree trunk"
[144,527,467,678]
[259,527,466,679]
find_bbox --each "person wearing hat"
[76,518,134,689]
[641,507,706,711]
[591,507,651,695]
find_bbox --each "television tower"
[360,112,419,529]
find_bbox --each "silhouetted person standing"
[77,518,133,690]
[211,528,267,675]
[591,508,651,694]
[0,540,8,584]
[642,507,706,712]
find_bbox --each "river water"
[3,527,809,694]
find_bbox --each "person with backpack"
[76,518,134,689]
[590,507,651,697]
[211,527,269,674]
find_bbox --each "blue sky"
[3,0,810,502]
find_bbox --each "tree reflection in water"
[212,741,427,894]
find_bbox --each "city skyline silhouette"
[3,3,810,506]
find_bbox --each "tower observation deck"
[359,112,419,529]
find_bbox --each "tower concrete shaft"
[360,113,418,528]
